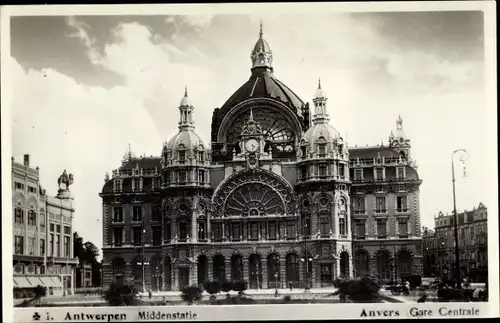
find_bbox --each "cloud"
[10,56,163,248]
[65,16,102,64]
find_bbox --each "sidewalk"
[139,287,338,298]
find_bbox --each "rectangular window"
[133,206,142,222]
[320,217,329,237]
[179,221,188,240]
[178,151,186,164]
[300,166,307,180]
[133,178,141,191]
[213,223,223,242]
[375,167,384,180]
[396,196,407,212]
[396,167,405,179]
[56,235,60,257]
[198,170,205,183]
[15,182,24,190]
[50,223,55,232]
[178,170,186,184]
[151,206,161,222]
[198,222,205,240]
[165,221,171,242]
[49,234,54,256]
[64,226,70,235]
[114,179,122,191]
[268,222,277,240]
[28,210,36,226]
[355,220,365,239]
[375,197,386,213]
[198,151,204,163]
[338,164,345,177]
[398,218,409,238]
[339,218,346,236]
[14,207,23,224]
[56,225,61,233]
[354,169,363,181]
[113,207,123,223]
[232,223,241,241]
[301,146,307,157]
[353,197,365,214]
[28,237,35,255]
[318,144,326,156]
[377,219,387,238]
[152,226,162,246]
[29,186,37,194]
[64,236,70,257]
[250,222,259,240]
[153,178,160,189]
[40,239,45,256]
[319,164,327,178]
[113,228,123,246]
[133,227,142,246]
[15,236,24,254]
[286,221,295,239]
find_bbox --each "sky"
[7,9,493,251]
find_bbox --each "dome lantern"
[178,86,195,131]
[250,21,273,71]
[312,78,330,125]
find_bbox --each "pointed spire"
[250,20,273,70]
[249,108,254,122]
[259,20,263,38]
[318,77,322,89]
[178,87,195,131]
[184,85,188,97]
[128,142,132,160]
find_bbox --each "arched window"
[376,250,391,280]
[355,249,370,277]
[285,254,299,287]
[267,253,281,288]
[14,204,24,224]
[28,209,37,226]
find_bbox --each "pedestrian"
[472,287,481,302]
[417,292,427,303]
[404,280,411,295]
[289,281,293,291]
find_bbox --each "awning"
[25,276,44,287]
[39,276,62,288]
[14,276,62,289]
[13,277,32,288]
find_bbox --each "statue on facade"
[57,170,74,190]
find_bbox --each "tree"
[181,286,203,305]
[232,280,247,296]
[331,277,380,303]
[221,281,233,298]
[103,282,140,306]
[204,281,222,304]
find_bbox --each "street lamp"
[300,221,312,290]
[452,149,469,289]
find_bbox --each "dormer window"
[354,169,363,181]
[375,167,384,181]
[198,151,204,163]
[318,144,326,156]
[301,146,307,157]
[178,151,186,164]
[396,167,406,179]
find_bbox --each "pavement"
[379,288,438,303]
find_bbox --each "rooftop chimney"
[23,154,30,167]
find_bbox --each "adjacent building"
[423,203,488,282]
[12,154,78,297]
[100,24,423,291]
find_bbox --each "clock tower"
[237,109,269,169]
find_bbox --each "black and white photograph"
[1,1,497,322]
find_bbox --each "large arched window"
[285,253,299,286]
[225,183,284,217]
[267,253,281,288]
[376,250,391,280]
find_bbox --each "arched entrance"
[397,250,413,277]
[197,255,209,286]
[164,256,172,291]
[111,257,126,286]
[285,253,299,288]
[376,250,392,281]
[231,254,244,282]
[340,251,350,278]
[355,249,370,278]
[213,254,226,282]
[267,253,281,289]
[248,254,262,289]
[150,254,163,292]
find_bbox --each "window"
[28,186,37,194]
[56,235,60,257]
[15,236,24,254]
[133,178,141,191]
[339,218,346,236]
[15,182,24,190]
[178,170,186,184]
[198,151,204,163]
[178,151,186,164]
[355,220,365,239]
[303,217,311,236]
[396,167,405,179]
[40,239,45,256]
[268,222,277,240]
[133,206,142,222]
[49,234,54,256]
[320,216,329,236]
[353,197,365,214]
[28,237,35,255]
[152,226,162,246]
[375,167,384,180]
[133,227,142,246]
[165,221,171,242]
[56,225,61,233]
[64,236,70,257]
[113,228,123,246]
[301,146,307,157]
[338,164,345,177]
[396,196,407,212]
[27,210,36,226]
[198,222,205,240]
[375,197,386,213]
[113,207,123,223]
[50,223,55,232]
[318,144,326,156]
[286,221,295,239]
[114,179,122,191]
[398,218,409,238]
[14,206,23,224]
[64,226,71,235]
[153,178,160,189]
[198,170,205,183]
[300,166,307,180]
[250,222,259,240]
[377,219,387,238]
[178,221,188,240]
[354,169,363,181]
[319,164,327,178]
[213,223,223,241]
[151,206,161,222]
[232,223,241,240]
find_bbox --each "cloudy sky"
[8,8,493,251]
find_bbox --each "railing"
[396,208,408,213]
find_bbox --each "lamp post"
[300,221,312,290]
[452,149,469,289]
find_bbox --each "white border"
[1,1,498,321]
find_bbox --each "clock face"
[245,138,260,152]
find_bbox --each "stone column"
[191,208,197,243]
[261,259,268,289]
[225,258,231,281]
[172,264,178,291]
[208,258,213,281]
[312,263,318,288]
[206,211,212,243]
[190,263,198,286]
[369,256,377,278]
[243,257,249,285]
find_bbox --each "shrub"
[103,282,140,306]
[335,277,380,303]
[203,281,222,304]
[181,285,203,305]
[232,280,247,296]
[283,295,292,303]
[221,281,233,293]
